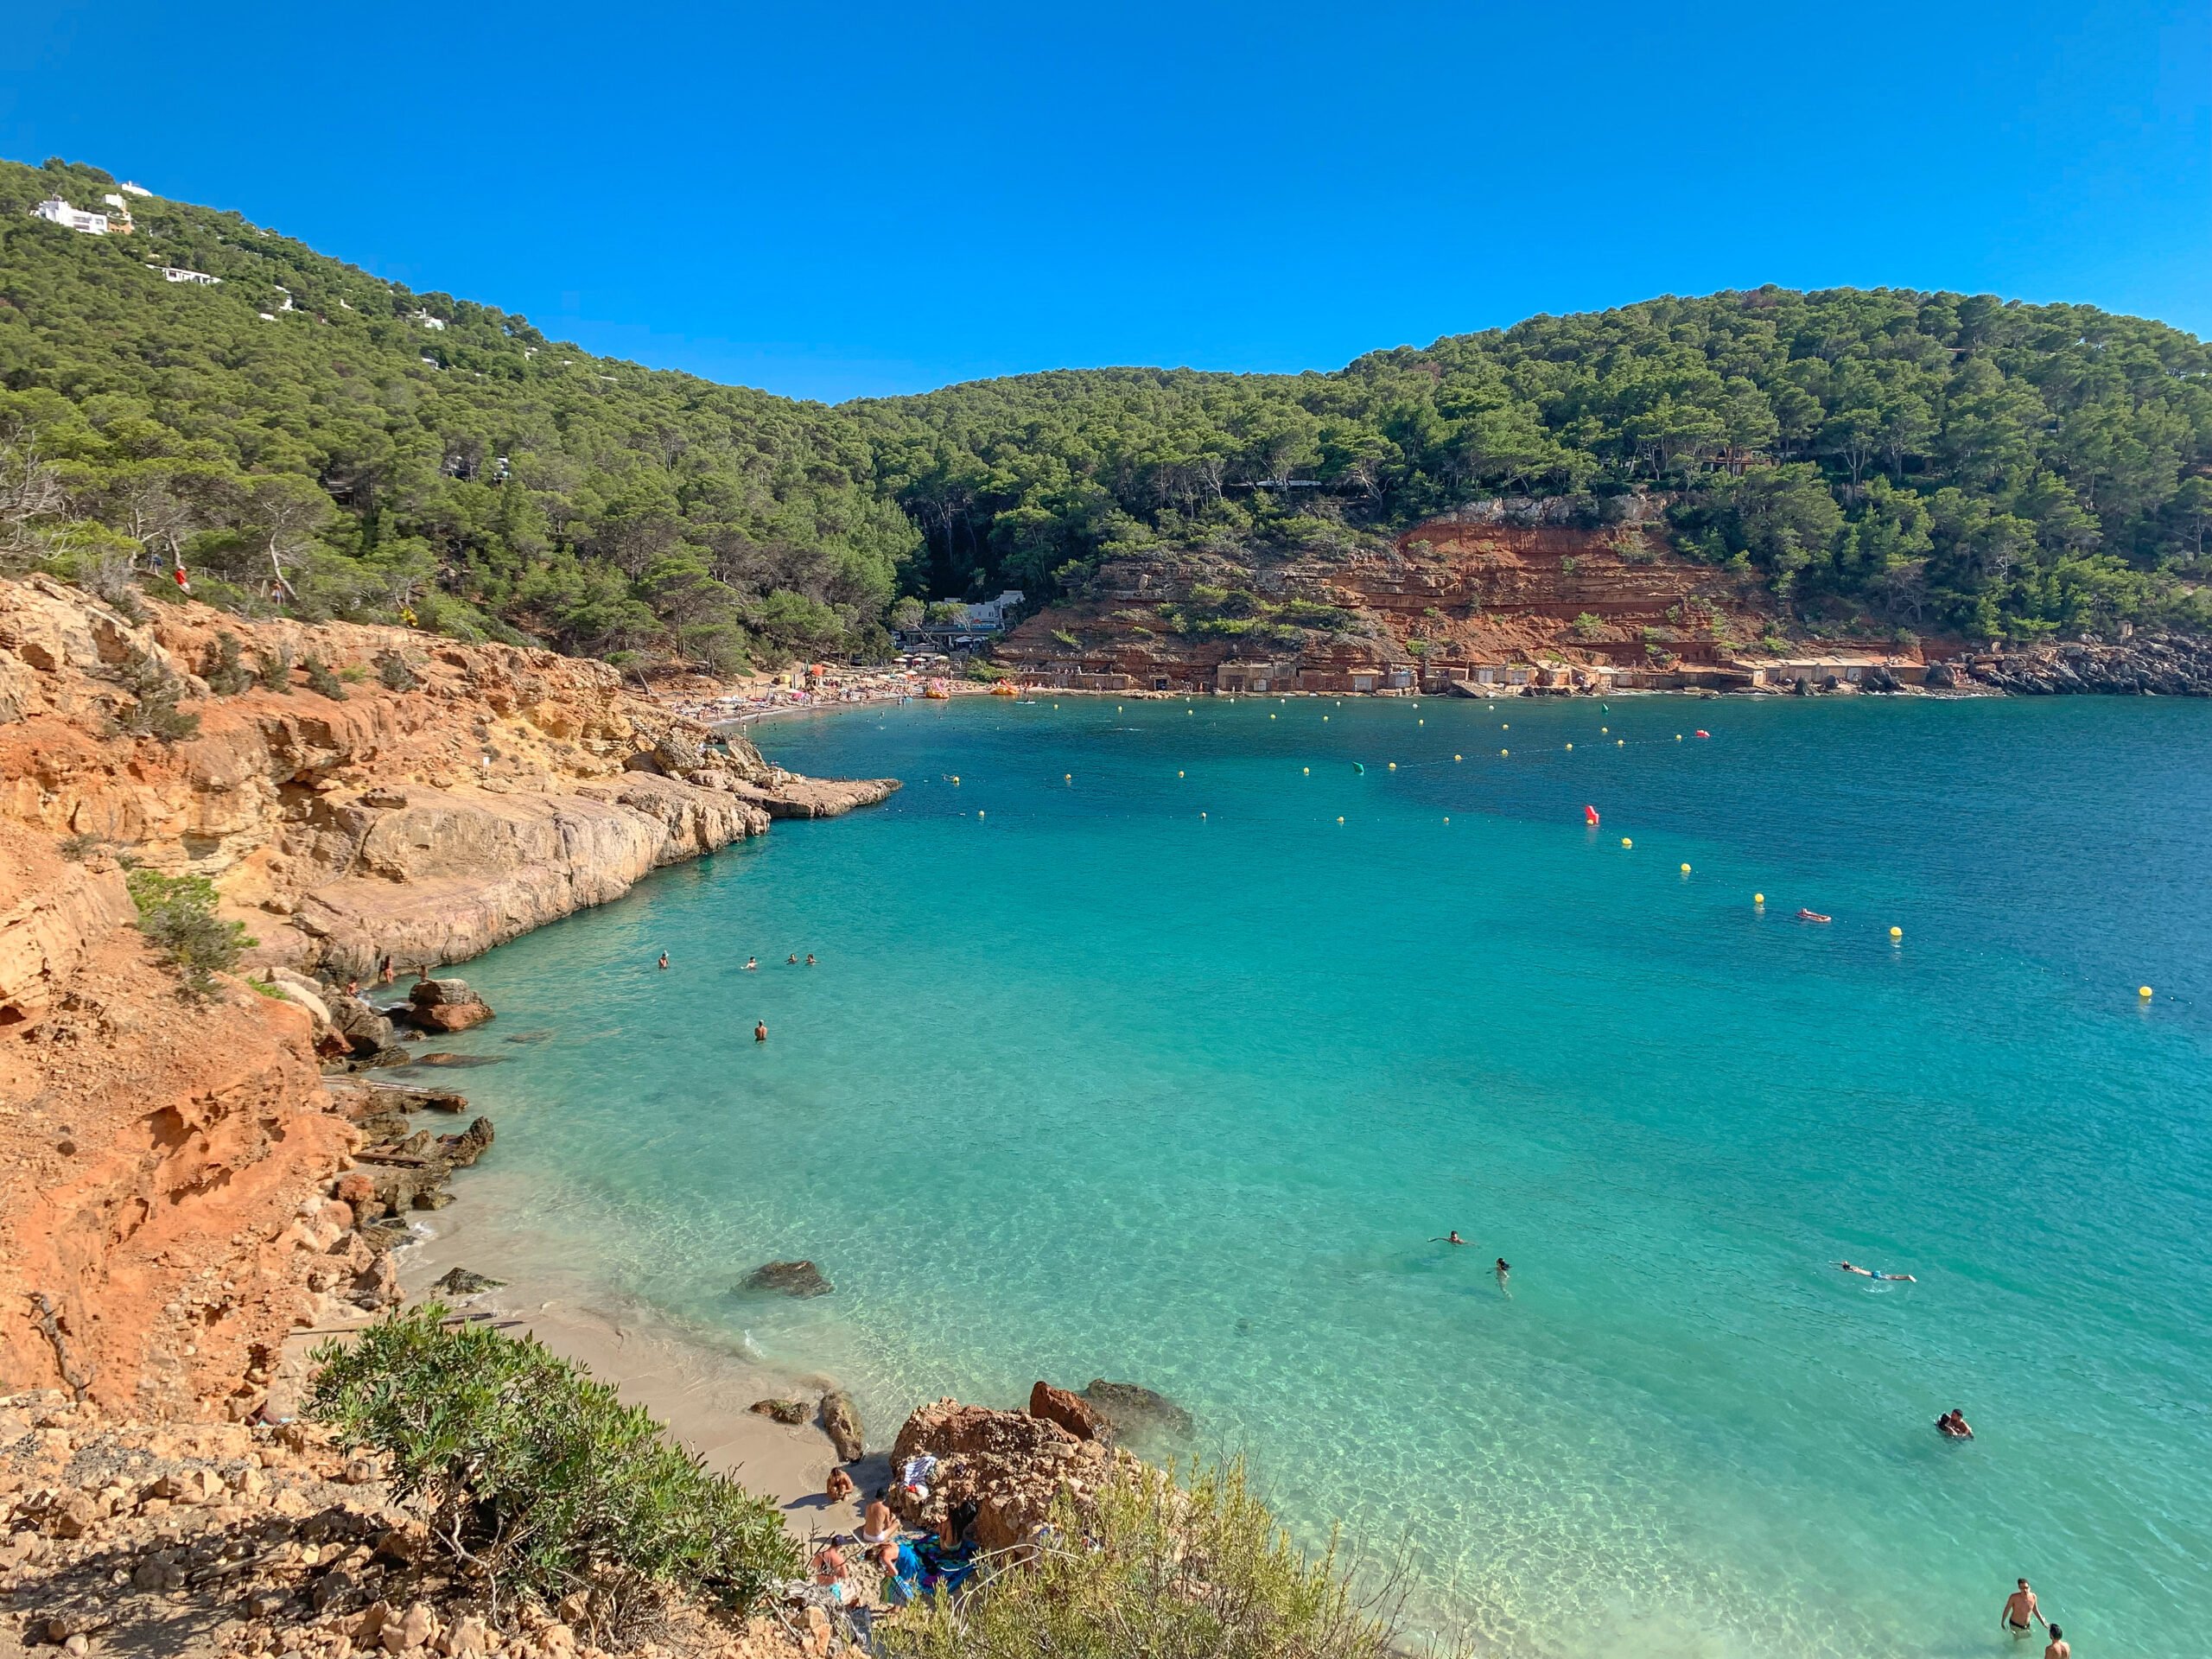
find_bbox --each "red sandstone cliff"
[0,575,895,1415]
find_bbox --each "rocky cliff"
[0,576,897,975]
[1927,632,2212,696]
[990,496,1777,691]
[0,575,895,1418]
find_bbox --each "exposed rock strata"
[0,576,898,976]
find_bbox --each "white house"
[116,181,153,198]
[148,264,219,285]
[33,197,108,235]
[410,309,448,331]
[960,590,1027,630]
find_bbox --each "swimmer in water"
[658,952,668,970]
[1837,1261,1916,1281]
[754,1020,767,1043]
[805,953,817,966]
[1496,1258,1511,1290]
[2001,1579,2045,1639]
[1431,1231,1469,1245]
[743,957,759,971]
[1937,1408,1974,1440]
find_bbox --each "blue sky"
[5,1,2207,401]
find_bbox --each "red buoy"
[1694,729,1710,739]
[1584,804,1600,826]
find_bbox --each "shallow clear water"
[418,695,2212,1658]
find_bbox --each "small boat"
[989,681,1019,697]
[1796,908,1831,924]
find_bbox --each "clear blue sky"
[5,1,2207,401]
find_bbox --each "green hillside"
[5,151,2210,663]
[0,156,915,667]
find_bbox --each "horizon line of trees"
[6,152,2211,659]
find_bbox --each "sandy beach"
[385,1198,892,1548]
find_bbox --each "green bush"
[375,651,420,690]
[301,652,346,700]
[126,868,252,998]
[200,632,252,696]
[883,1459,1399,1659]
[106,646,200,742]
[255,643,294,692]
[306,1306,797,1637]
[1571,612,1605,640]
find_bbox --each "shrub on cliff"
[301,652,347,699]
[306,1306,797,1637]
[200,631,253,696]
[126,868,252,997]
[883,1459,1406,1659]
[106,645,200,742]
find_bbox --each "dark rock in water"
[438,1117,495,1169]
[742,1259,832,1298]
[356,1046,416,1070]
[1082,1379,1194,1437]
[412,1052,507,1068]
[820,1390,865,1461]
[411,1190,454,1211]
[430,1268,505,1296]
[503,1030,556,1045]
[1028,1380,1111,1442]
[1923,661,1957,688]
[749,1398,808,1425]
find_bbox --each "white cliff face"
[0,577,897,976]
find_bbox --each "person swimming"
[1431,1231,1469,1245]
[743,956,759,970]
[787,953,799,964]
[657,952,668,970]
[1937,1408,1974,1440]
[805,953,817,965]
[1836,1260,1916,1281]
[753,1020,767,1043]
[1496,1257,1511,1289]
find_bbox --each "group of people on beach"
[810,1459,988,1619]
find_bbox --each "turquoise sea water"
[418,695,2212,1658]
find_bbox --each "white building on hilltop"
[149,264,219,285]
[116,181,153,198]
[33,197,109,235]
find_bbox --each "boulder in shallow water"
[411,1052,506,1067]
[820,1390,865,1461]
[742,1259,832,1298]
[1028,1380,1112,1442]
[407,977,493,1033]
[749,1398,808,1425]
[1082,1379,1193,1438]
[430,1268,504,1296]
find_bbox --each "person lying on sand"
[1837,1261,1916,1281]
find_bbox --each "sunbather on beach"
[826,1467,855,1504]
[860,1498,898,1546]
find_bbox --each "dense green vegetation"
[307,1306,796,1636]
[6,151,2209,652]
[857,294,2212,639]
[0,156,915,669]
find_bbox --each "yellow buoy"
[1566,742,1573,751]
[1336,815,1344,823]
[1601,726,1608,734]
[1675,734,1683,741]
[1621,836,1633,849]
[1890,926,1903,940]
[2139,985,2154,999]
[1324,715,1330,721]
[1388,761,1397,770]
[1502,723,1510,730]
[1754,893,1765,906]
[1418,718,1424,726]
[1454,753,1463,762]
[1680,862,1692,874]
[1302,766,1310,775]
[1617,740,1624,747]
[951,775,960,785]
[1501,747,1510,756]
[1270,713,1276,720]
[1444,816,1451,823]
[1201,811,1208,819]
[977,810,985,818]
[1065,773,1071,783]
[1178,770,1185,779]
